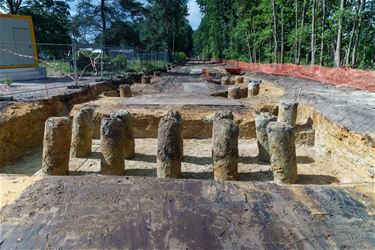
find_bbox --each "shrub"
[111,55,127,71]
[2,76,13,86]
[173,52,187,63]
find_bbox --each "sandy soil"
[2,138,371,185]
[0,175,41,209]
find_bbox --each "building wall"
[0,14,38,68]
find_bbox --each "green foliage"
[19,0,72,44]
[194,0,375,69]
[173,52,187,63]
[111,54,127,71]
[140,0,193,60]
[0,0,71,43]
[2,76,13,86]
[111,54,127,65]
[126,60,168,72]
[42,60,70,76]
[72,0,144,44]
[70,0,192,61]
[104,22,142,47]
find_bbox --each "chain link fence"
[0,42,169,100]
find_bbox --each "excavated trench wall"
[1,86,373,175]
[0,79,128,165]
[77,102,372,173]
[297,105,375,174]
[89,110,258,140]
[83,104,312,143]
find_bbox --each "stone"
[267,122,298,184]
[42,117,72,175]
[214,110,234,121]
[212,115,239,181]
[110,110,135,159]
[235,76,244,84]
[142,76,152,84]
[119,84,132,98]
[157,110,183,178]
[240,86,248,98]
[221,77,230,85]
[102,90,120,97]
[248,80,260,96]
[154,71,161,77]
[100,117,125,175]
[277,99,298,127]
[228,86,241,99]
[70,107,94,158]
[255,112,277,163]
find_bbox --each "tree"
[351,0,366,67]
[72,0,144,45]
[271,0,278,62]
[104,21,142,47]
[143,0,191,60]
[310,0,316,65]
[0,1,72,44]
[0,0,24,14]
[193,0,375,69]
[296,0,307,64]
[334,0,345,67]
[18,0,71,44]
[319,0,326,65]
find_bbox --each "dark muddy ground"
[0,175,374,249]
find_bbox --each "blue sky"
[69,0,202,30]
[187,0,202,30]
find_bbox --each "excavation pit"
[0,61,374,248]
[1,103,372,185]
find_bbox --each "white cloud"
[187,0,202,30]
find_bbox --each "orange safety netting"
[213,59,375,92]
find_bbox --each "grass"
[38,58,169,78]
[126,60,168,72]
[40,59,71,76]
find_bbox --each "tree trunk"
[100,0,107,46]
[334,0,345,67]
[310,0,317,65]
[246,31,253,63]
[271,0,278,63]
[345,0,361,66]
[351,0,365,67]
[294,0,299,63]
[296,0,307,65]
[252,18,257,63]
[280,8,285,63]
[319,0,326,65]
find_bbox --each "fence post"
[72,42,78,86]
[100,46,104,78]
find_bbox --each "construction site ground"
[0,61,374,248]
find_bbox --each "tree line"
[0,0,193,60]
[193,0,375,69]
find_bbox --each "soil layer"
[0,175,374,249]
